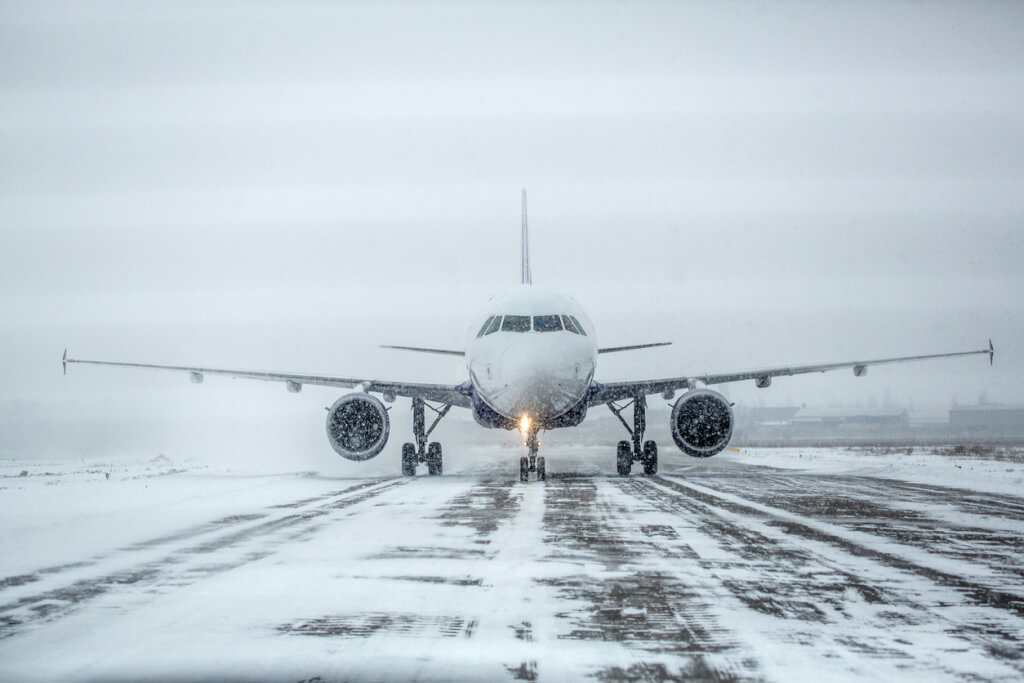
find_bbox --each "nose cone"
[489,342,590,419]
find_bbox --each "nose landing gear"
[402,397,451,476]
[519,426,546,483]
[608,395,658,476]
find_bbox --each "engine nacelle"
[670,388,734,458]
[325,393,390,461]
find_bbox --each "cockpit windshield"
[533,315,562,332]
[476,316,495,338]
[501,315,531,332]
[484,315,502,335]
[479,314,583,335]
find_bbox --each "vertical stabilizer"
[521,188,532,284]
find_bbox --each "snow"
[720,446,1024,497]
[1,445,1023,681]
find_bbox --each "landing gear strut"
[519,426,546,483]
[608,395,658,476]
[402,397,450,476]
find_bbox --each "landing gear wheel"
[520,456,530,483]
[642,440,658,475]
[536,456,546,482]
[401,443,417,477]
[616,440,632,476]
[426,442,443,476]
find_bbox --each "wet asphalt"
[2,461,1024,681]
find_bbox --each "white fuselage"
[464,285,598,424]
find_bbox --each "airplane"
[63,190,995,482]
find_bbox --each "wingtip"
[989,339,994,365]
[62,348,67,375]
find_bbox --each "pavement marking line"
[0,478,410,640]
[470,479,547,676]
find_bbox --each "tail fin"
[521,188,532,285]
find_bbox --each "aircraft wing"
[62,351,472,408]
[588,341,994,405]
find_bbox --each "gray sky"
[2,0,1021,431]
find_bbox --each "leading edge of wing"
[589,341,994,405]
[597,342,672,354]
[379,345,464,356]
[62,352,472,407]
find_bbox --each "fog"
[2,1,1021,462]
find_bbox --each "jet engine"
[670,388,734,458]
[325,393,390,460]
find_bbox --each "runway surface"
[2,446,1023,681]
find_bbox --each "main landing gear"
[402,397,451,477]
[519,426,546,483]
[608,395,658,476]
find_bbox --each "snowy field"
[2,445,1024,682]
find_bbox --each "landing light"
[520,415,530,433]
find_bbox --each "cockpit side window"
[484,316,502,335]
[501,315,531,332]
[569,315,587,336]
[533,315,563,332]
[476,316,494,338]
[561,315,580,334]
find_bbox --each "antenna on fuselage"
[521,188,532,285]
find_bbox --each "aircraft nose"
[496,343,588,418]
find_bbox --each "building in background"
[949,404,1024,436]
[731,402,1024,446]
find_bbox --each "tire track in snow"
[657,474,1024,617]
[538,475,757,681]
[634,474,1024,678]
[692,470,1024,593]
[0,480,386,597]
[0,478,404,639]
[275,476,531,677]
[688,467,1024,522]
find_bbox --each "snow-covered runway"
[2,447,1023,681]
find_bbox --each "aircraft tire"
[537,456,546,481]
[616,441,632,476]
[642,440,658,475]
[401,443,417,477]
[520,456,529,483]
[427,442,443,476]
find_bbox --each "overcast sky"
[2,0,1021,433]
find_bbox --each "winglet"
[62,348,68,375]
[989,339,995,366]
[521,188,532,285]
